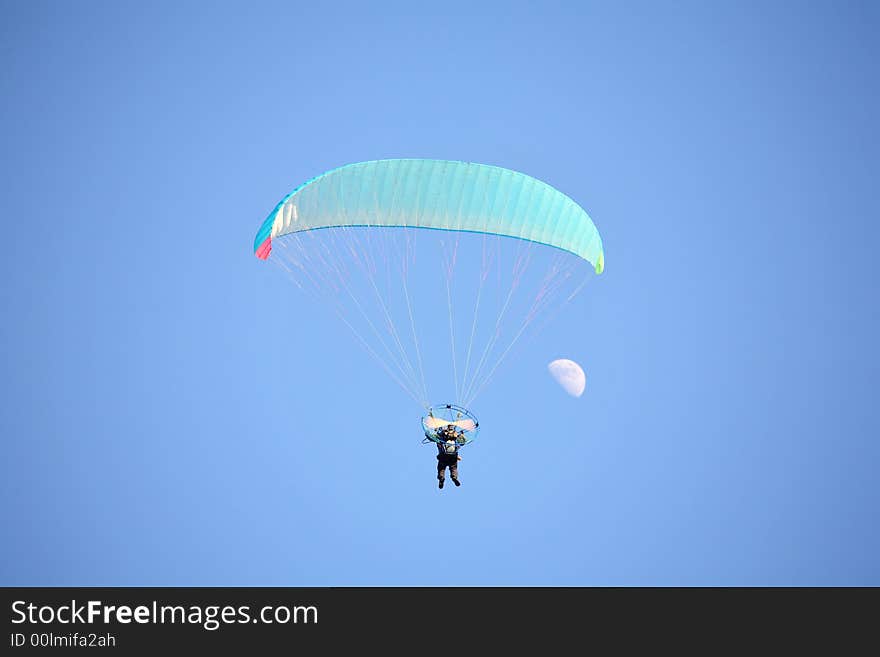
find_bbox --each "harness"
[438,439,459,457]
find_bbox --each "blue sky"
[2,0,878,585]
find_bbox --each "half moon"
[547,359,586,397]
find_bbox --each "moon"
[547,359,586,397]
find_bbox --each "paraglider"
[255,160,604,272]
[421,404,478,489]
[253,159,604,484]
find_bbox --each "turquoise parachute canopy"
[254,159,604,274]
